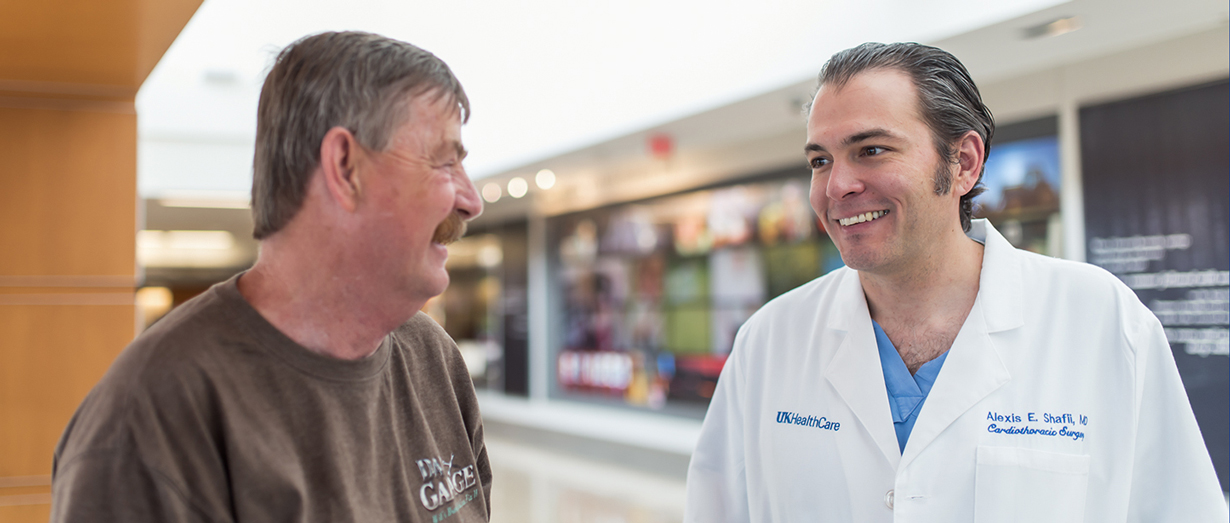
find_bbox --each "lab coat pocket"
[973,446,1090,523]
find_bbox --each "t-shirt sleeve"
[433,312,493,521]
[461,356,493,519]
[52,450,222,523]
[473,425,493,519]
[1123,308,1228,521]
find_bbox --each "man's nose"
[825,160,864,201]
[454,165,483,220]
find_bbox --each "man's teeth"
[839,210,888,227]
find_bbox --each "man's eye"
[863,146,886,156]
[809,157,830,169]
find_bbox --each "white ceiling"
[934,0,1228,85]
[135,0,1064,197]
[460,0,1227,222]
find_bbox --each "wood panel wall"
[0,1,201,519]
[0,102,140,521]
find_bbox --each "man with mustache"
[51,32,490,522]
[685,42,1226,521]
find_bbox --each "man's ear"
[318,126,365,212]
[953,130,986,197]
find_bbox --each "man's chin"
[396,266,451,306]
[835,248,882,272]
[423,271,451,300]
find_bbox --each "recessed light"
[536,169,556,190]
[482,182,502,203]
[508,177,528,198]
[1022,16,1083,39]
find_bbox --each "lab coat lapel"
[823,269,901,469]
[899,220,1022,470]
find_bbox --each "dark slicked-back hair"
[251,31,470,239]
[817,42,993,232]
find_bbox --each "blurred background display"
[550,175,842,412]
[1080,81,1229,491]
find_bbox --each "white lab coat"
[685,219,1226,522]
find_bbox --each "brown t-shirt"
[51,275,491,522]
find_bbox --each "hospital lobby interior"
[2,0,1227,520]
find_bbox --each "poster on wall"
[976,126,1061,256]
[1080,81,1229,490]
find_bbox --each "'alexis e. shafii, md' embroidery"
[986,410,1088,441]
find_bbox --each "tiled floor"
[486,437,686,523]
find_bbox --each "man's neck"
[237,239,425,361]
[860,228,984,373]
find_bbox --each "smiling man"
[684,43,1225,521]
[51,32,490,522]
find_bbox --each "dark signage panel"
[1081,81,1230,490]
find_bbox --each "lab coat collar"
[823,269,903,469]
[899,218,1019,469]
[967,218,1025,333]
[822,219,1021,471]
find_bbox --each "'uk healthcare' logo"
[776,411,841,431]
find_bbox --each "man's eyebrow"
[805,128,900,154]
[842,128,897,147]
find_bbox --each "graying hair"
[251,31,470,239]
[816,42,993,232]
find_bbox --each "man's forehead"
[813,68,919,111]
[388,96,463,146]
[807,68,924,143]
[405,89,464,120]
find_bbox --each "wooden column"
[0,102,139,520]
[0,1,201,519]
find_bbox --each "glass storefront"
[548,170,844,411]
[435,221,530,395]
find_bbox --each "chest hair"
[880,315,967,374]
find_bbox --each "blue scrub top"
[873,320,949,453]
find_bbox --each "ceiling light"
[158,190,250,209]
[136,286,173,310]
[536,169,556,190]
[1022,16,1082,39]
[482,182,502,203]
[477,244,503,268]
[137,230,243,268]
[202,69,240,86]
[139,230,235,250]
[508,177,528,198]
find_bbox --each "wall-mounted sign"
[1081,81,1229,490]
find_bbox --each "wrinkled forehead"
[379,93,465,155]
[388,87,462,128]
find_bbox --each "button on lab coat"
[685,220,1226,522]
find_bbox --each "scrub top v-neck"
[873,319,949,453]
